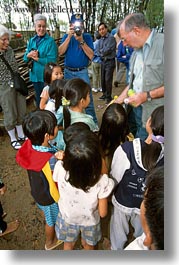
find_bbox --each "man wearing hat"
[59,13,98,125]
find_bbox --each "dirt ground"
[0,78,126,250]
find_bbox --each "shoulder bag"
[0,53,28,96]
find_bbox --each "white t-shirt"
[40,84,50,98]
[45,98,55,114]
[53,160,114,226]
[124,232,149,250]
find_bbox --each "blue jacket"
[92,39,101,63]
[117,41,133,69]
[23,33,58,82]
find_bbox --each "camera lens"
[75,29,82,36]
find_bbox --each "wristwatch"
[146,91,152,101]
[80,40,85,46]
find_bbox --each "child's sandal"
[11,141,21,150]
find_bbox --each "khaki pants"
[0,83,26,131]
[92,62,101,88]
[115,62,126,83]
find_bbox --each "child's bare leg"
[64,241,76,250]
[45,223,57,247]
[81,238,94,250]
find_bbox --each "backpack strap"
[133,138,147,171]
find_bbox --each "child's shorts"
[37,202,59,227]
[55,211,101,246]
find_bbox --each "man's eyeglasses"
[121,29,133,42]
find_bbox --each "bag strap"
[133,138,147,171]
[0,52,14,76]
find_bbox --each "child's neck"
[145,134,152,144]
[42,140,50,147]
[70,105,83,113]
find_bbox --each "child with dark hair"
[109,105,164,250]
[63,122,90,144]
[45,79,67,149]
[63,122,107,174]
[46,79,67,113]
[40,62,63,109]
[98,103,133,173]
[16,110,63,250]
[53,130,114,250]
[62,78,99,131]
[125,166,164,250]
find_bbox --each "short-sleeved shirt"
[69,109,99,132]
[40,85,50,99]
[60,33,94,68]
[53,160,114,226]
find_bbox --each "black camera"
[28,59,33,70]
[27,49,37,70]
[73,22,82,36]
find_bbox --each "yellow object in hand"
[127,89,135,97]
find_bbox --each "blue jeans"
[33,81,44,108]
[128,105,148,140]
[64,68,98,124]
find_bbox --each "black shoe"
[114,81,118,87]
[105,98,112,105]
[98,95,106,100]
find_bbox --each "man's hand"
[127,92,147,107]
[114,86,129,104]
[67,27,75,38]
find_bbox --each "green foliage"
[145,0,164,30]
[79,0,164,33]
[0,0,164,35]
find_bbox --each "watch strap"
[146,91,152,101]
[80,40,85,46]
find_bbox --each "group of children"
[14,61,164,250]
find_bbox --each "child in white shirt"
[53,129,114,250]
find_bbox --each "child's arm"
[55,150,65,160]
[98,198,108,218]
[98,174,115,217]
[40,96,48,110]
[39,88,49,110]
[58,125,64,131]
[101,158,108,174]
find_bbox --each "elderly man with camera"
[58,13,98,125]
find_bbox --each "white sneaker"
[98,87,102,92]
[92,88,98,93]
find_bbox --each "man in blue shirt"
[58,14,98,125]
[116,41,133,85]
